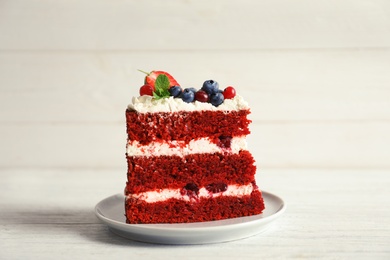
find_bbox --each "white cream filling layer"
[128,95,249,113]
[127,136,247,157]
[126,183,255,203]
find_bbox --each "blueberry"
[169,86,182,97]
[180,88,195,103]
[201,80,219,94]
[187,87,197,93]
[209,92,224,107]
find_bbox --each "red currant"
[195,90,209,102]
[223,86,236,99]
[139,84,154,96]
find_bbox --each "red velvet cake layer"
[125,104,265,224]
[125,190,265,224]
[126,109,251,145]
[126,151,256,194]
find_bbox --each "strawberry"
[138,70,180,88]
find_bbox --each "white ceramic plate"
[95,191,285,244]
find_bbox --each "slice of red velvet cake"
[125,71,265,224]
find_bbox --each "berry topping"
[181,183,199,198]
[139,84,154,96]
[184,183,199,192]
[201,80,219,94]
[195,90,209,102]
[223,86,236,99]
[187,87,197,94]
[218,135,232,148]
[138,70,180,88]
[136,71,238,106]
[209,92,224,107]
[180,88,195,103]
[206,182,228,193]
[169,85,182,97]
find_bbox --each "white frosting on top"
[127,136,247,157]
[126,183,255,203]
[128,95,249,113]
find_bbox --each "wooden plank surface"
[1,1,389,258]
[0,169,389,259]
[1,0,390,50]
[1,121,389,169]
[1,50,390,123]
[0,50,389,168]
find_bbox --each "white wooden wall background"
[1,0,389,170]
[1,1,390,259]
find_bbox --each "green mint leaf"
[153,74,170,99]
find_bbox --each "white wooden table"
[1,1,390,259]
[1,169,389,259]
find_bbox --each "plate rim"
[95,191,286,232]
